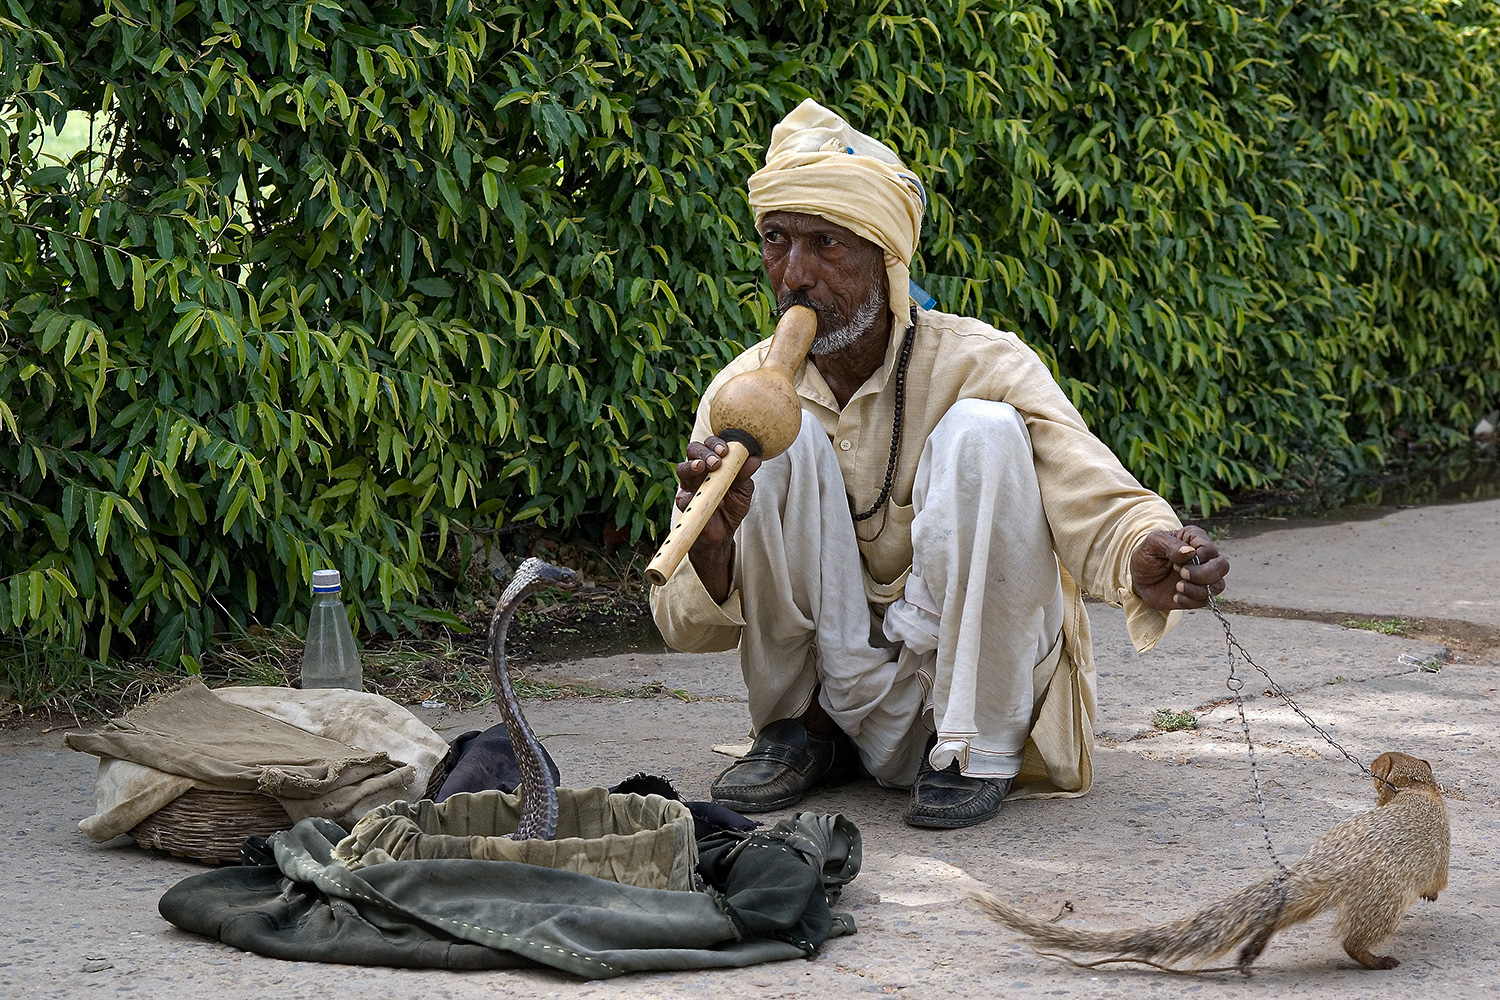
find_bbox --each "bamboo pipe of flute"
[645,305,818,587]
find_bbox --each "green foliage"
[1151,707,1199,731]
[1,0,1497,671]
[1340,617,1414,636]
[765,0,1500,512]
[0,0,763,668]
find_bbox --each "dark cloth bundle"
[158,810,861,977]
[432,725,560,801]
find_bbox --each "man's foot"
[903,748,1010,829]
[710,717,863,813]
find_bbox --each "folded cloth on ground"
[67,680,449,841]
[215,685,448,793]
[335,789,699,891]
[158,811,860,977]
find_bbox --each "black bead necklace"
[851,309,916,522]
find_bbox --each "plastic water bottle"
[300,569,363,690]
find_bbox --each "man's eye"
[761,231,783,244]
[818,235,840,248]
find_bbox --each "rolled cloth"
[747,98,927,334]
[65,679,441,840]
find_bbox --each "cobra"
[485,557,580,840]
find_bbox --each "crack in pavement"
[1120,664,1453,740]
[1215,599,1500,661]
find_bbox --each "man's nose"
[781,241,816,291]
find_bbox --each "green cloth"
[336,789,699,891]
[159,812,860,978]
[64,679,398,798]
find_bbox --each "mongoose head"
[1370,751,1438,806]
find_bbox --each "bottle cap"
[311,569,342,593]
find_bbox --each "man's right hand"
[675,435,761,603]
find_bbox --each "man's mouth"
[778,292,841,327]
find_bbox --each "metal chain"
[1199,585,1394,791]
[1190,568,1422,946]
[1205,586,1290,880]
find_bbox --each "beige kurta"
[651,307,1183,797]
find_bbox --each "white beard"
[809,293,885,355]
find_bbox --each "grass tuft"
[1340,617,1415,636]
[1152,708,1200,731]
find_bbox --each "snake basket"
[129,789,293,865]
[128,760,452,866]
[334,788,700,891]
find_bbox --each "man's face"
[759,211,888,354]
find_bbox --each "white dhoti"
[733,399,1066,787]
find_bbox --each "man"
[649,99,1229,829]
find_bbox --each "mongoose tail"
[972,879,1292,972]
[974,751,1448,973]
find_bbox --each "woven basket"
[129,789,292,865]
[128,758,452,866]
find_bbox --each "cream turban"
[747,98,927,334]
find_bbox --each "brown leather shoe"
[709,717,864,813]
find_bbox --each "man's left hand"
[1130,526,1229,612]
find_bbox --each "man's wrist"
[690,538,735,605]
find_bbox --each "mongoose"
[973,752,1449,972]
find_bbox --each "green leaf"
[63,319,90,364]
[72,536,97,600]
[410,277,454,297]
[435,165,462,213]
[95,495,116,555]
[131,255,147,310]
[103,246,126,288]
[497,181,525,234]
[74,242,99,294]
[27,166,69,186]
[153,217,175,259]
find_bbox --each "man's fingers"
[1177,557,1229,586]
[1175,526,1220,562]
[1170,540,1218,566]
[1178,524,1212,546]
[701,436,730,467]
[676,444,760,519]
[678,437,735,489]
[674,458,704,492]
[1174,577,1226,606]
[1139,531,1184,566]
[685,440,725,473]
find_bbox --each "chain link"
[1193,575,1400,906]
[1200,586,1393,790]
[1177,561,1405,944]
[1206,586,1290,881]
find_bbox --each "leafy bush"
[765,0,1500,510]
[0,0,765,669]
[2,0,1497,674]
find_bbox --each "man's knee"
[912,397,1050,542]
[928,399,1030,462]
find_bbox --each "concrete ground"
[3,498,1497,999]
